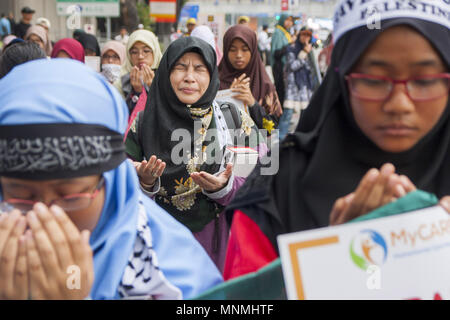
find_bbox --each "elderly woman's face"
[170,52,211,105]
[0,175,105,233]
[349,25,448,153]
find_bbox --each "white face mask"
[101,64,121,83]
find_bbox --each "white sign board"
[216,89,247,114]
[278,206,450,300]
[57,0,119,17]
[197,13,226,52]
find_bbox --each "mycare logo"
[390,217,450,248]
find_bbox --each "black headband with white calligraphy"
[0,123,126,180]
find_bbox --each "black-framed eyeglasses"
[102,53,120,62]
[345,73,450,102]
[1,176,105,214]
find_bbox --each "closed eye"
[358,78,387,87]
[411,78,440,87]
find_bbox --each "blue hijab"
[0,59,222,299]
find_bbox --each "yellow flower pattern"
[262,118,275,135]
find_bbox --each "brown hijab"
[219,25,282,117]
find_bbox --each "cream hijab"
[114,30,162,96]
[25,25,53,56]
[121,30,162,76]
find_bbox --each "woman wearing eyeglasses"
[100,40,126,84]
[222,0,450,280]
[0,59,222,299]
[114,30,163,117]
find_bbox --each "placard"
[215,89,247,114]
[85,56,101,72]
[278,206,450,300]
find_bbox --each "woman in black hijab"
[77,32,100,56]
[223,0,450,280]
[125,36,263,272]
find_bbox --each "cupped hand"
[191,163,233,193]
[133,155,166,187]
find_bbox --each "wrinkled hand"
[191,163,233,193]
[441,196,450,213]
[130,66,143,93]
[133,155,166,187]
[25,203,93,299]
[140,64,155,89]
[329,163,416,225]
[0,210,28,300]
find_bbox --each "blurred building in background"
[0,0,100,41]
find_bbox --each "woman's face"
[349,26,448,153]
[129,41,154,68]
[85,48,97,57]
[299,34,311,45]
[102,49,121,65]
[56,50,71,59]
[284,17,294,30]
[1,175,105,233]
[28,34,45,51]
[227,38,251,70]
[170,52,211,105]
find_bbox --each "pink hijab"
[101,40,126,65]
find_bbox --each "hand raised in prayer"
[0,210,28,299]
[231,74,255,107]
[130,66,143,93]
[140,64,155,89]
[25,203,94,299]
[329,163,416,225]
[230,73,250,89]
[133,155,166,188]
[440,196,450,213]
[191,163,233,193]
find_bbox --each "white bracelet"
[140,179,155,191]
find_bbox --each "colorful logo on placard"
[350,229,388,270]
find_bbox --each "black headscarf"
[140,36,221,232]
[77,32,101,56]
[227,18,450,250]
